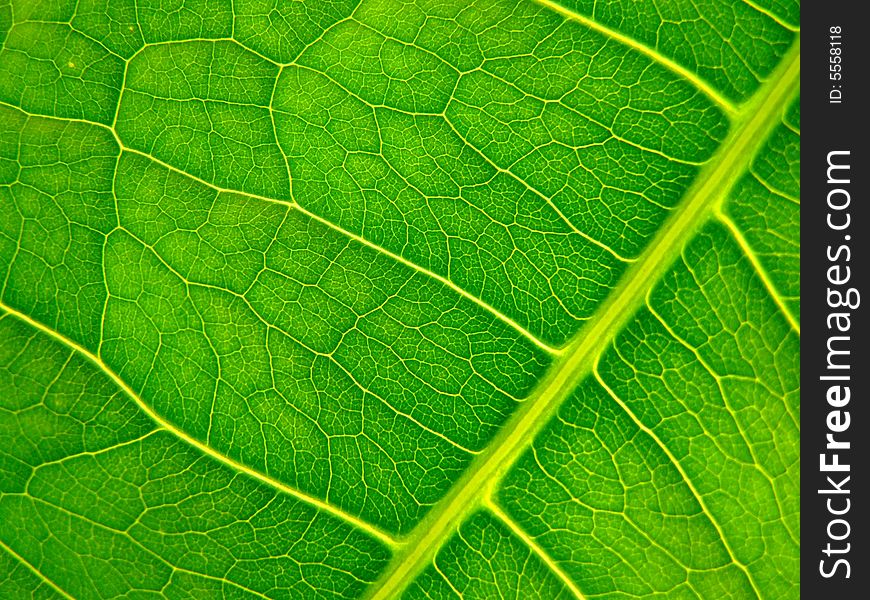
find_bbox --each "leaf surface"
[0,0,799,597]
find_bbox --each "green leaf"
[0,0,799,598]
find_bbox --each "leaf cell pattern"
[0,0,799,598]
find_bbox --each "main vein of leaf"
[365,37,800,599]
[0,301,400,548]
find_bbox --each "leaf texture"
[0,0,799,598]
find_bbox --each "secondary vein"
[594,368,762,599]
[717,211,800,334]
[0,98,562,356]
[533,0,738,115]
[485,499,588,600]
[0,301,400,548]
[116,147,563,356]
[0,540,75,600]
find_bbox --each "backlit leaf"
[0,0,799,597]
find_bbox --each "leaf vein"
[0,302,400,547]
